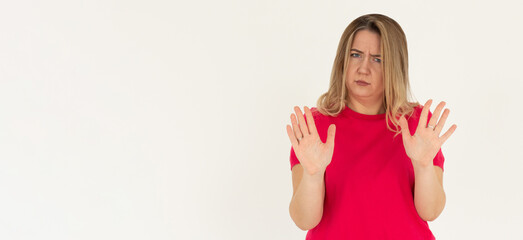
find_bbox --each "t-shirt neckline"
[342,104,386,120]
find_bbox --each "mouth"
[355,80,370,85]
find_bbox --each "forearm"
[289,171,325,230]
[412,162,446,221]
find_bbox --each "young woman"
[286,14,457,239]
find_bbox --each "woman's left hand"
[398,99,458,168]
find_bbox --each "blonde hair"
[316,13,419,138]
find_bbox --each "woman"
[286,14,457,239]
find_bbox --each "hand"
[398,99,457,168]
[286,106,336,176]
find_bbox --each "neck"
[347,99,385,115]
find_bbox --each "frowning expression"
[345,29,384,102]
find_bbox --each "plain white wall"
[1,0,522,239]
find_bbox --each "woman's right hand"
[286,106,336,176]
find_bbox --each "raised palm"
[286,106,336,176]
[398,99,457,167]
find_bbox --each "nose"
[357,56,370,75]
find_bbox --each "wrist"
[412,160,434,174]
[302,163,326,177]
[303,168,325,179]
[411,158,432,169]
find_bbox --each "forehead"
[351,29,381,53]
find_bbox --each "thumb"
[326,124,336,147]
[399,115,411,140]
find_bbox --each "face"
[345,29,384,104]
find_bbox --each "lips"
[356,80,369,84]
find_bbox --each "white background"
[1,0,522,239]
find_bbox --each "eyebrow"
[350,48,381,58]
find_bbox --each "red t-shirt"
[290,104,444,239]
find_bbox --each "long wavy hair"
[316,13,419,138]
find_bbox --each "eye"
[373,58,382,63]
[350,53,360,58]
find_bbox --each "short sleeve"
[290,146,300,170]
[433,148,445,171]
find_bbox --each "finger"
[440,124,457,144]
[434,108,450,136]
[399,115,411,141]
[326,124,336,147]
[304,106,318,136]
[286,124,299,147]
[295,106,310,136]
[418,99,433,132]
[428,101,446,129]
[290,113,303,140]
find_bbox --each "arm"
[398,99,456,221]
[286,106,336,230]
[413,163,446,221]
[289,163,325,230]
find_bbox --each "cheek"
[373,73,384,90]
[377,77,385,93]
[375,70,384,84]
[345,67,354,77]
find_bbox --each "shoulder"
[309,107,323,119]
[404,103,424,120]
[405,103,436,129]
[412,104,424,117]
[308,107,334,140]
[309,107,334,124]
[299,107,333,132]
